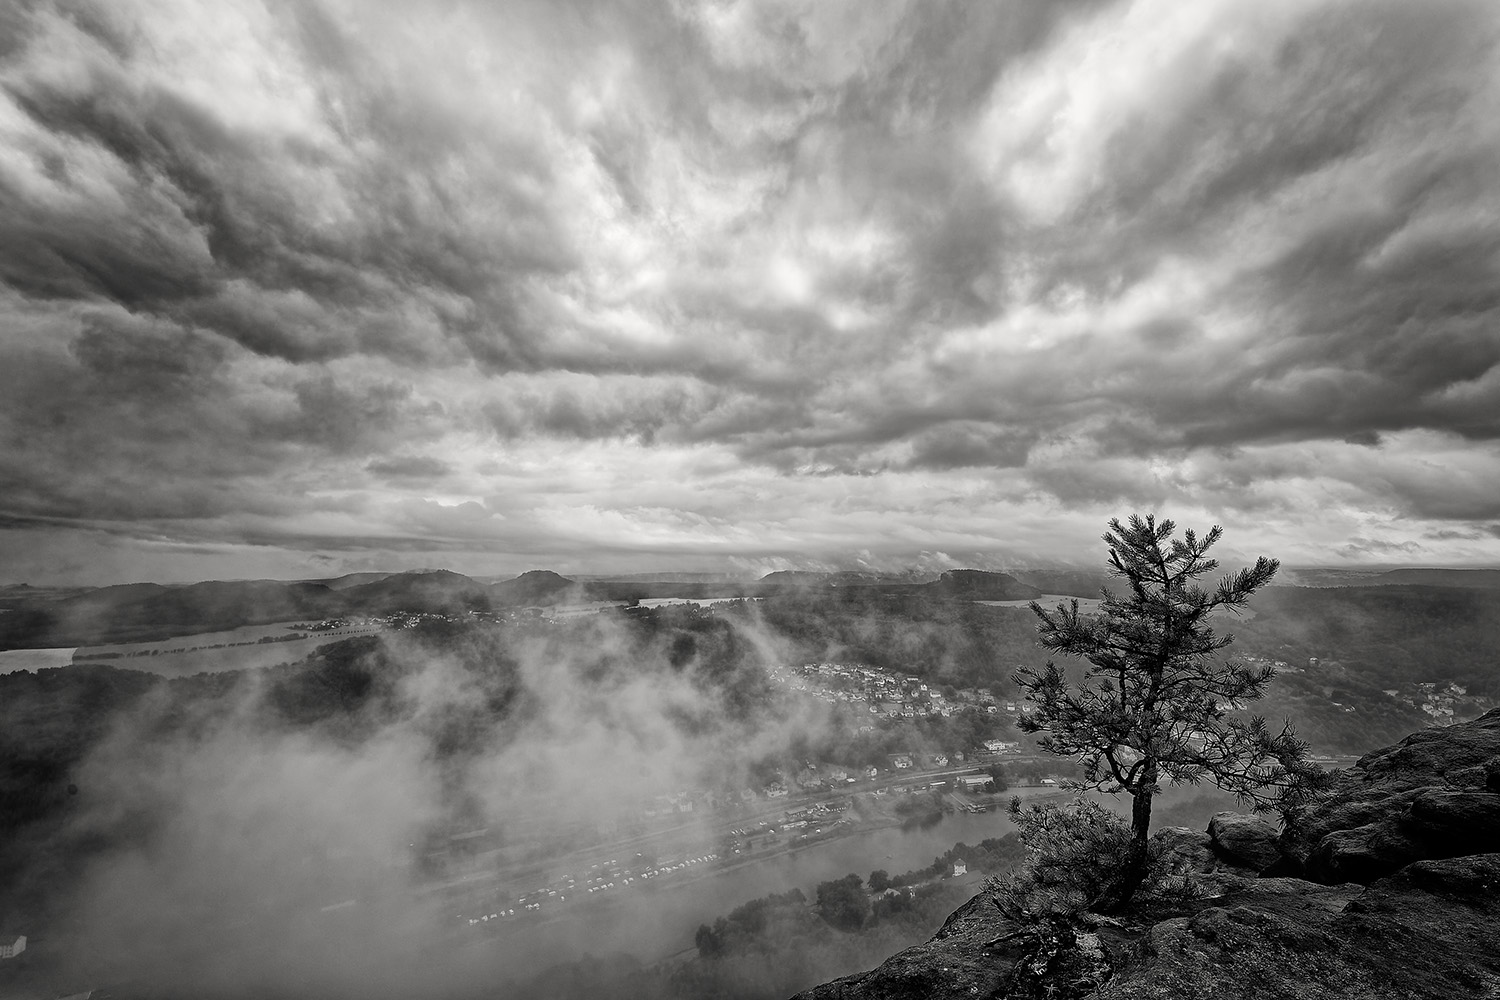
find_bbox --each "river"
[456,783,1233,974]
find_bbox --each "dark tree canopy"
[1015,514,1319,912]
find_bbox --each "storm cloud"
[2,0,1499,582]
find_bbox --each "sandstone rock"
[792,855,1500,1000]
[1281,707,1500,884]
[1304,822,1428,884]
[1353,708,1500,779]
[1400,788,1500,853]
[1087,858,1500,999]
[1206,812,1282,871]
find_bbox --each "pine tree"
[1015,514,1317,913]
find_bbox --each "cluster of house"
[301,612,451,631]
[1379,681,1492,724]
[748,738,1026,801]
[769,662,1020,720]
[780,800,847,828]
[1240,654,1305,680]
[301,608,550,633]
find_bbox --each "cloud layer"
[3,0,1499,582]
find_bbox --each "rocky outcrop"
[790,710,1500,1000]
[1093,856,1500,999]
[1282,706,1500,884]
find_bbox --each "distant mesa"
[928,570,1042,601]
[1004,569,1112,599]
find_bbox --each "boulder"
[1151,826,1217,872]
[1206,812,1282,872]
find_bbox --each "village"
[769,660,1018,720]
[439,658,1058,938]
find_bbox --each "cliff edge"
[792,708,1500,999]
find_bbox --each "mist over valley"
[3,566,1499,998]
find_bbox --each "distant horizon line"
[6,563,1500,591]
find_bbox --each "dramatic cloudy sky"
[2,0,1500,584]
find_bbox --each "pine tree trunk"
[1091,780,1154,914]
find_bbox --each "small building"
[0,934,25,960]
[956,774,990,791]
[952,861,968,877]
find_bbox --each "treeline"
[73,631,311,659]
[697,835,1024,956]
[870,835,1025,894]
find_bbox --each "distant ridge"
[758,570,888,586]
[339,570,492,614]
[1371,568,1500,589]
[1279,567,1500,589]
[756,570,941,587]
[309,572,396,591]
[12,563,1497,652]
[573,572,748,584]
